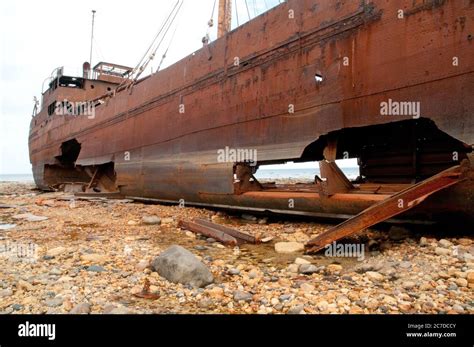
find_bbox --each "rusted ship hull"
[29,0,474,225]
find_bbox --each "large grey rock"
[151,246,214,288]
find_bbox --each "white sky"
[0,0,356,175]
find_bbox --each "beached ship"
[29,0,473,250]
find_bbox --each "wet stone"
[287,305,305,314]
[279,294,292,302]
[12,304,23,311]
[70,303,91,314]
[299,264,319,275]
[142,215,161,225]
[438,239,453,248]
[45,297,63,308]
[233,291,253,302]
[0,289,13,298]
[87,265,105,273]
[228,268,240,276]
[241,214,257,222]
[398,261,412,269]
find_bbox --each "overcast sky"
[0,0,356,175]
[0,0,286,174]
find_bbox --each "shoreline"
[0,181,472,314]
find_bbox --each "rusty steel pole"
[218,0,232,38]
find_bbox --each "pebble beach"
[0,181,473,315]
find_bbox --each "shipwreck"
[29,0,474,252]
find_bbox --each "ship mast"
[217,0,232,38]
[89,10,96,78]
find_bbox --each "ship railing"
[41,66,84,94]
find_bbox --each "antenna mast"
[218,0,232,38]
[89,10,96,77]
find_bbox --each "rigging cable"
[93,38,105,63]
[234,0,239,26]
[157,18,180,73]
[244,0,252,20]
[208,0,217,34]
[203,0,217,45]
[116,0,182,90]
[134,1,183,80]
[134,0,184,82]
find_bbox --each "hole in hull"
[43,138,118,193]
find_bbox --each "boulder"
[151,245,214,288]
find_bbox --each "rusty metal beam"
[305,165,465,253]
[194,218,258,244]
[178,220,238,246]
[86,167,99,190]
[218,0,232,38]
[319,160,355,196]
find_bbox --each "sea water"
[0,174,34,182]
[255,167,359,181]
